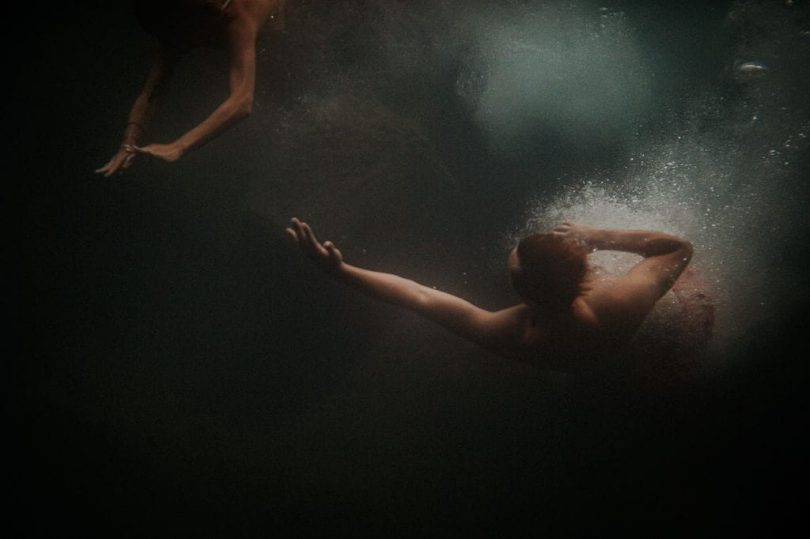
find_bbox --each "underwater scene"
[13,0,810,535]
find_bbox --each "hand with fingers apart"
[552,221,597,249]
[286,217,344,275]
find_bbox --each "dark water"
[12,0,810,535]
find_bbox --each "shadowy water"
[12,0,809,536]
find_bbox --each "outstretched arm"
[132,15,259,164]
[286,218,500,346]
[96,48,176,177]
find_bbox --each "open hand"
[552,221,596,248]
[95,146,137,177]
[286,218,344,274]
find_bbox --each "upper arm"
[225,18,258,99]
[410,286,503,346]
[600,241,693,318]
[141,48,177,99]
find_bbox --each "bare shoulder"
[476,305,530,338]
[497,302,609,364]
[472,305,537,357]
[581,278,661,339]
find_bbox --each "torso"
[484,299,606,368]
[509,267,715,370]
[517,300,615,368]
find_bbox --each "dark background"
[10,0,809,536]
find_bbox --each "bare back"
[484,226,695,367]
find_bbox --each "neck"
[525,300,573,320]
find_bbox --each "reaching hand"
[552,221,596,249]
[286,218,344,274]
[95,146,137,177]
[131,143,184,163]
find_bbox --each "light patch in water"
[457,2,653,155]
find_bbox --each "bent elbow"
[241,98,254,117]
[681,239,694,262]
[233,96,254,120]
[237,102,253,120]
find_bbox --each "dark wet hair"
[132,0,222,47]
[511,233,589,311]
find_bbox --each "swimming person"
[96,0,288,177]
[286,218,697,367]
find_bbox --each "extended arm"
[96,49,175,177]
[286,218,500,346]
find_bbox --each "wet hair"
[511,233,589,311]
[132,0,222,47]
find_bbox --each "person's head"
[133,0,226,50]
[508,233,589,311]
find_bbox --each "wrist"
[169,140,189,159]
[124,122,146,139]
[330,261,349,279]
[124,121,144,142]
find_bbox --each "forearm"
[585,229,692,258]
[121,93,155,146]
[334,263,489,340]
[170,92,253,154]
[336,264,428,311]
[287,217,492,344]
